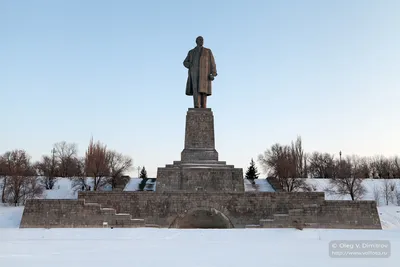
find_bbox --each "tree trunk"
[1,177,7,203]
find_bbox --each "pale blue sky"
[1,0,399,177]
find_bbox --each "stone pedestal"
[156,108,244,193]
[181,108,218,161]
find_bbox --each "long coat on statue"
[183,47,217,96]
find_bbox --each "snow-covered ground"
[244,178,275,192]
[124,177,143,191]
[0,205,23,228]
[0,228,399,266]
[43,178,79,199]
[307,178,400,204]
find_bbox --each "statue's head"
[196,36,204,47]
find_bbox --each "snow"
[43,178,78,199]
[306,178,400,204]
[378,206,400,230]
[124,177,142,191]
[0,205,23,228]
[244,178,275,192]
[0,228,399,266]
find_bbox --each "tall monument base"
[156,108,244,193]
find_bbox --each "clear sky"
[1,0,399,177]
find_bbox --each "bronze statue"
[183,36,217,108]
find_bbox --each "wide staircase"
[82,201,146,228]
[245,203,320,229]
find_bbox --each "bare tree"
[308,152,336,178]
[356,157,371,178]
[381,179,396,205]
[85,137,110,191]
[0,155,7,203]
[107,150,133,190]
[350,155,371,178]
[328,156,366,200]
[258,137,310,192]
[34,149,59,189]
[54,141,78,177]
[328,177,366,201]
[391,156,400,178]
[370,155,392,178]
[69,157,89,192]
[2,150,44,206]
[372,184,381,206]
[290,136,307,178]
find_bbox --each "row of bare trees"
[258,136,400,180]
[258,136,400,201]
[0,139,133,205]
[307,153,400,179]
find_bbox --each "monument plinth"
[181,108,218,162]
[156,108,244,193]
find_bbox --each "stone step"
[289,209,304,215]
[183,165,235,169]
[100,208,116,215]
[83,201,144,228]
[144,223,160,228]
[84,202,101,207]
[168,164,235,168]
[131,218,145,223]
[260,218,274,223]
[114,213,132,219]
[273,214,290,221]
[165,163,235,169]
[245,224,261,228]
[113,218,145,227]
[304,223,319,227]
[173,160,227,165]
[303,204,319,208]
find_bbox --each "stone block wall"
[156,166,244,193]
[181,108,218,161]
[20,199,144,228]
[20,191,381,229]
[316,201,380,229]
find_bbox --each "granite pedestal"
[156,108,244,193]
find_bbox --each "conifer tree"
[138,166,148,191]
[139,166,148,179]
[245,158,259,181]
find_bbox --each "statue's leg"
[200,93,207,108]
[191,70,200,108]
[193,89,200,108]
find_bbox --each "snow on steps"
[83,201,145,228]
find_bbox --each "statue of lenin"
[183,36,217,108]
